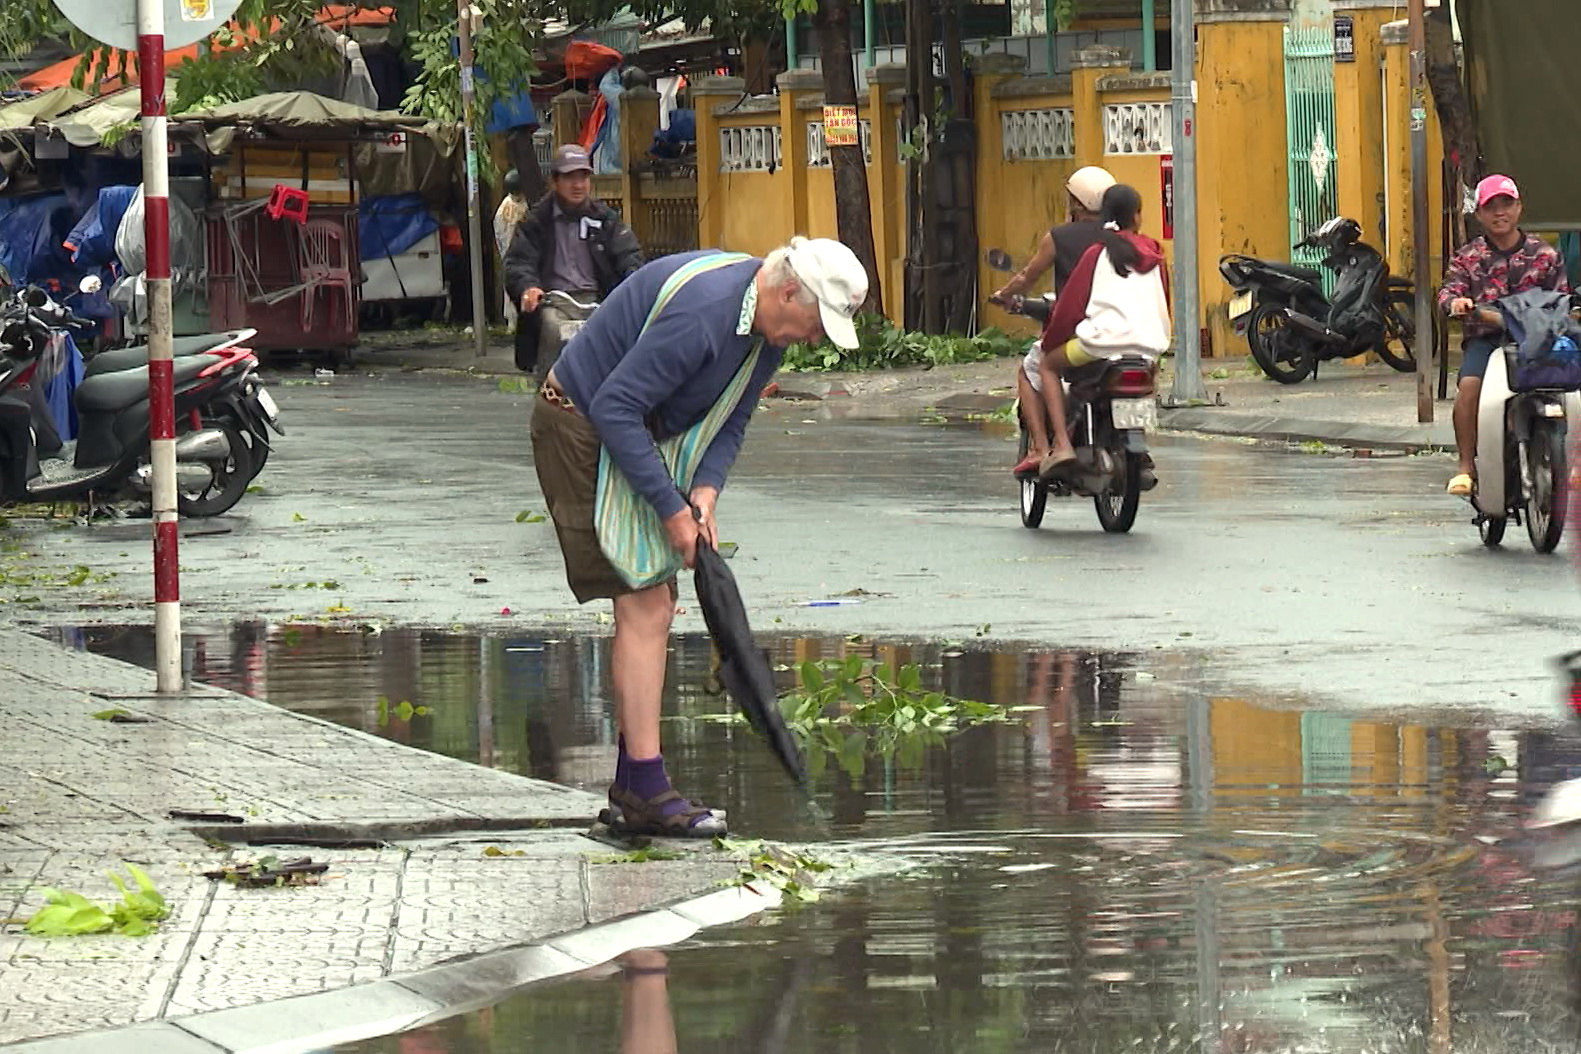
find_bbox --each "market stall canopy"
[0,88,92,132]
[34,82,170,147]
[1460,0,1581,228]
[18,4,396,95]
[173,91,458,155]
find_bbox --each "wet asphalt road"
[7,367,1580,721]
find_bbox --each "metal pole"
[786,15,799,68]
[1167,0,1207,405]
[1142,0,1157,72]
[457,0,488,360]
[1042,0,1056,74]
[137,0,181,693]
[864,0,876,70]
[1408,0,1434,424]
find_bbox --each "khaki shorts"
[530,392,677,604]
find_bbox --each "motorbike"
[0,283,265,516]
[536,289,598,380]
[1459,295,1581,553]
[1219,216,1423,384]
[986,248,1159,534]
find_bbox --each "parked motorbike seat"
[75,357,216,413]
[1263,261,1323,283]
[84,333,247,378]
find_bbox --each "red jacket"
[1040,232,1170,351]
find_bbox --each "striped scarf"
[594,253,760,589]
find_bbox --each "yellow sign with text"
[823,105,858,148]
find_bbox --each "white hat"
[784,236,867,350]
[1067,166,1117,213]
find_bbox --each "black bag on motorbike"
[1498,289,1581,391]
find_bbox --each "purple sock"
[626,755,671,799]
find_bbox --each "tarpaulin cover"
[1461,0,1581,228]
[42,332,84,443]
[0,192,71,285]
[65,185,138,269]
[358,194,439,260]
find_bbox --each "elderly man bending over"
[530,238,868,836]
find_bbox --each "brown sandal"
[604,784,728,838]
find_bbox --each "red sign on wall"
[1160,154,1174,240]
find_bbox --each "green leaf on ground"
[515,510,546,523]
[24,864,169,937]
[91,708,133,721]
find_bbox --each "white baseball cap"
[784,236,867,350]
[1067,166,1117,213]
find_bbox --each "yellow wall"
[1382,30,1446,281]
[1333,8,1393,257]
[1195,17,1292,358]
[687,14,1446,357]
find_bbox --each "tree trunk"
[813,0,884,316]
[1425,4,1482,191]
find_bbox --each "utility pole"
[1166,0,1207,406]
[457,0,489,359]
[1408,0,1434,424]
[137,0,181,692]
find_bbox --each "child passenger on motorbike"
[1034,183,1172,481]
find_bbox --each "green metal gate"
[1284,23,1339,292]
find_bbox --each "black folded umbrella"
[693,539,807,789]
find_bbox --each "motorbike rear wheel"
[1525,422,1567,553]
[1376,290,1423,373]
[1248,304,1314,385]
[1017,428,1047,529]
[177,420,254,518]
[1094,448,1142,533]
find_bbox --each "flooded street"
[63,623,1581,1052]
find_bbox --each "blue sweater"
[554,251,782,522]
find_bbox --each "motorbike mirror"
[21,288,47,308]
[985,248,1014,272]
[78,275,102,295]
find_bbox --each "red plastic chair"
[298,218,354,332]
[265,184,310,226]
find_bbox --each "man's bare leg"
[1017,370,1050,459]
[1452,376,1482,481]
[1038,347,1076,461]
[612,584,674,758]
[609,583,724,833]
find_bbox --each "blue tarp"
[358,194,440,261]
[43,333,84,443]
[65,185,138,270]
[0,192,69,286]
[651,108,696,159]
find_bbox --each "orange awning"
[17,5,395,95]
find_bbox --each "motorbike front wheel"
[1525,422,1568,553]
[1479,514,1507,548]
[1017,428,1047,529]
[1248,304,1314,384]
[1094,447,1142,533]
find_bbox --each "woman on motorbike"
[1034,183,1172,479]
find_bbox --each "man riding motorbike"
[1439,174,1569,497]
[503,144,645,375]
[1034,183,1171,482]
[993,166,1116,475]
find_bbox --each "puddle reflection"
[59,623,1581,1051]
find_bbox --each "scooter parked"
[987,249,1159,534]
[0,285,263,516]
[1458,293,1581,553]
[1220,216,1423,384]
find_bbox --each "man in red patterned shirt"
[1439,174,1569,496]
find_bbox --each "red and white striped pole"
[138,0,182,692]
